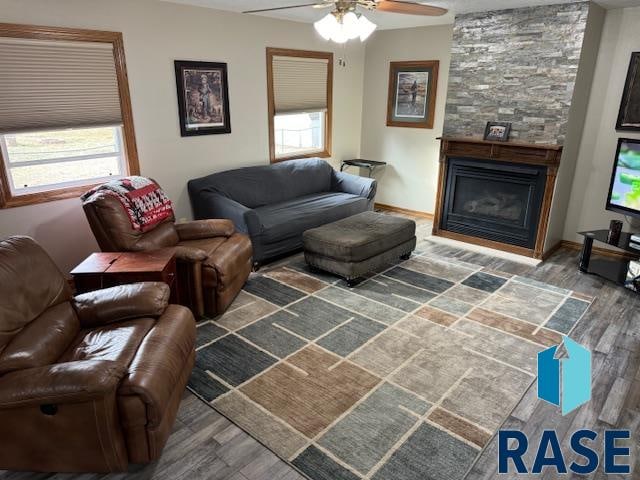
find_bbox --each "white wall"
[0,0,366,272]
[544,2,605,251]
[359,25,453,213]
[563,6,640,242]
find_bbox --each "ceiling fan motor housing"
[243,1,447,19]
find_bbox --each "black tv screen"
[606,138,640,218]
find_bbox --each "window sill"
[0,183,99,209]
[271,149,331,164]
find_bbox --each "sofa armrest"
[119,305,196,427]
[73,283,170,328]
[0,360,126,409]
[174,245,208,263]
[175,219,235,241]
[332,170,377,201]
[190,192,261,236]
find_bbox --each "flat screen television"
[606,138,640,218]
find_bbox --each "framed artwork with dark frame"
[484,121,512,142]
[174,60,231,136]
[386,60,439,129]
[616,52,640,132]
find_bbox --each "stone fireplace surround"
[442,3,589,145]
[433,137,562,259]
[437,2,605,259]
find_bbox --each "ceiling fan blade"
[375,0,448,16]
[243,3,324,14]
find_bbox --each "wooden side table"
[71,249,179,303]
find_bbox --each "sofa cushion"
[255,192,368,243]
[60,319,155,368]
[188,158,334,208]
[303,211,417,262]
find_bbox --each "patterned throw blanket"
[82,176,174,232]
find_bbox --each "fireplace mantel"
[433,137,563,260]
[437,137,563,170]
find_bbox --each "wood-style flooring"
[2,218,638,479]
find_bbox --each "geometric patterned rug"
[188,250,594,480]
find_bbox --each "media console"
[578,229,640,288]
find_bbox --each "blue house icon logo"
[537,336,591,415]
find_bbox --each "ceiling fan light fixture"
[358,14,377,41]
[314,10,378,44]
[314,12,339,41]
[332,28,349,43]
[342,12,361,40]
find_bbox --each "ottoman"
[303,211,417,286]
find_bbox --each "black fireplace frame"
[441,158,547,249]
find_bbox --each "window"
[274,111,325,157]
[0,24,139,208]
[1,126,126,195]
[267,48,333,163]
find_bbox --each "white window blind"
[0,37,122,134]
[272,55,329,115]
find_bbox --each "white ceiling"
[162,0,640,30]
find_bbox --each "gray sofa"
[188,158,377,264]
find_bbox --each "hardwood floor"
[455,242,640,479]
[2,218,638,479]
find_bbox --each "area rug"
[188,251,594,480]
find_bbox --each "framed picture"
[484,122,511,142]
[174,60,231,136]
[616,52,640,132]
[386,60,439,129]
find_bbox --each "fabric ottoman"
[303,211,417,285]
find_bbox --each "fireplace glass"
[441,158,547,248]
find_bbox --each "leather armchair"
[0,236,196,473]
[82,184,253,317]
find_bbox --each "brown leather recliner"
[82,187,253,317]
[0,236,196,473]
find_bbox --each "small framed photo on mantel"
[386,60,439,129]
[174,60,231,137]
[484,122,511,142]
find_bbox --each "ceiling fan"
[243,1,448,43]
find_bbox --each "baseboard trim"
[559,240,638,260]
[375,203,434,220]
[542,241,564,261]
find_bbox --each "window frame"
[0,23,140,208]
[266,47,333,164]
